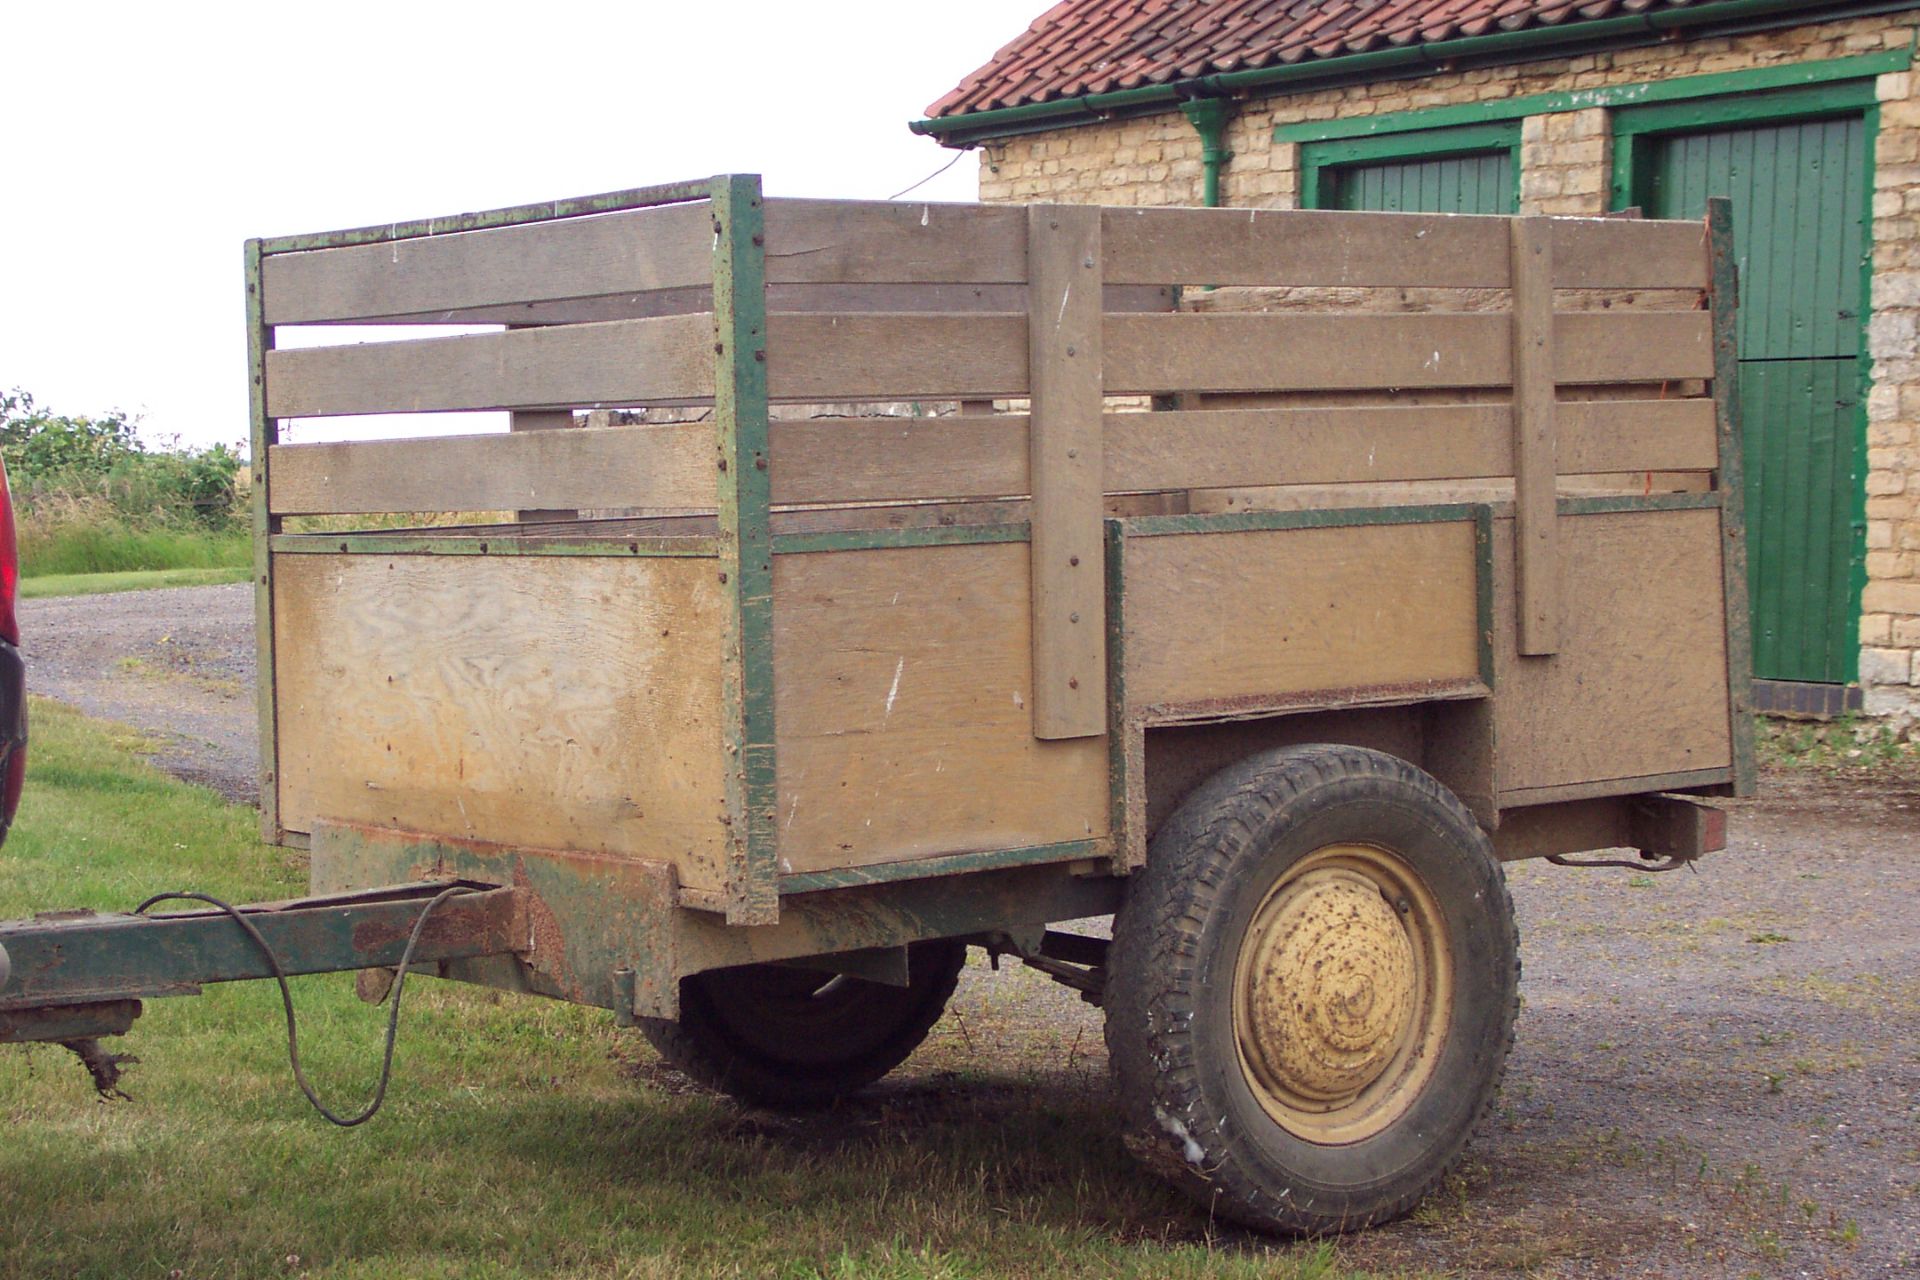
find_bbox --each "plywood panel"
[273,554,729,890]
[265,313,715,417]
[1494,508,1731,792]
[1126,521,1482,708]
[269,423,712,515]
[772,544,1108,872]
[262,203,713,324]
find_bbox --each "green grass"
[0,700,1404,1280]
[1755,712,1920,773]
[19,565,253,599]
[19,522,250,578]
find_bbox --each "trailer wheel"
[1105,744,1518,1235]
[639,939,966,1109]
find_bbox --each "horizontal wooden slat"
[266,200,1706,327]
[263,203,713,325]
[264,313,716,417]
[312,282,1175,327]
[763,199,1027,285]
[764,310,1712,402]
[1101,207,1705,290]
[1106,312,1713,394]
[1552,217,1707,290]
[1554,311,1714,382]
[767,399,1715,504]
[268,423,712,515]
[765,314,1027,400]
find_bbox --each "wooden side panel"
[269,423,712,515]
[262,203,714,324]
[1494,508,1732,793]
[273,554,729,890]
[1125,521,1482,709]
[771,544,1109,873]
[264,314,716,417]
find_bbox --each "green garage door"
[1639,114,1867,684]
[1328,150,1517,214]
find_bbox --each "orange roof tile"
[926,0,1732,118]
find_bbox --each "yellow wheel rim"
[1232,843,1452,1145]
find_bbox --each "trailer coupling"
[0,881,523,1107]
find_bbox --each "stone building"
[914,0,1920,722]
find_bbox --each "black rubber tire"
[638,939,967,1109]
[1104,744,1519,1235]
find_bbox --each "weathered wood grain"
[263,203,713,325]
[273,554,730,890]
[264,313,715,417]
[772,544,1109,872]
[1492,508,1732,793]
[1125,521,1482,708]
[268,423,712,515]
[1026,205,1107,739]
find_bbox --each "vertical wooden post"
[1509,216,1560,656]
[712,175,778,925]
[509,407,577,523]
[1026,205,1107,739]
[1706,197,1756,795]
[245,239,283,845]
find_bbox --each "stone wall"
[970,13,1920,719]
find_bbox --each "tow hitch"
[0,881,524,1115]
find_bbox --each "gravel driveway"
[17,583,1920,1277]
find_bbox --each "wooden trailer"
[243,176,1748,1232]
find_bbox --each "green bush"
[2,388,249,577]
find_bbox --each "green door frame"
[1613,76,1881,684]
[1299,120,1522,211]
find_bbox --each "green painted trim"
[258,178,719,255]
[1275,48,1908,144]
[1612,75,1881,135]
[245,239,282,846]
[1851,105,1879,688]
[1103,519,1132,873]
[1474,505,1497,689]
[1126,503,1481,538]
[712,174,779,926]
[1300,120,1521,212]
[1304,120,1523,165]
[269,533,720,558]
[777,840,1102,894]
[771,522,1030,555]
[1706,198,1760,797]
[917,0,1917,146]
[1555,491,1723,516]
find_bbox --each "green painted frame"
[1273,47,1909,144]
[1298,121,1521,212]
[1612,78,1881,694]
[708,175,780,925]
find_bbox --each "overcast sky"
[2,1,1046,450]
